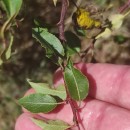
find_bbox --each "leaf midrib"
[20,102,63,105]
[45,124,69,128]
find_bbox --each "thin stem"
[61,63,81,130]
[67,98,80,130]
[58,1,81,129]
[119,0,130,13]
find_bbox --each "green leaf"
[32,118,71,130]
[64,60,89,101]
[18,93,57,113]
[1,0,23,17]
[114,35,128,44]
[53,84,67,100]
[34,19,41,27]
[65,31,81,55]
[74,27,86,36]
[5,35,13,59]
[27,79,66,100]
[0,35,14,65]
[0,0,22,42]
[32,27,64,58]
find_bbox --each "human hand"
[15,63,130,130]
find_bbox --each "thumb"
[15,97,130,130]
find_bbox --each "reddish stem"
[61,68,81,130]
[119,0,130,13]
[67,98,81,130]
[57,0,68,41]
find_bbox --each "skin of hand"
[15,63,130,130]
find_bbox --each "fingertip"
[15,113,42,130]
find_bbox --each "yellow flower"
[73,8,101,29]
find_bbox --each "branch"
[57,0,68,42]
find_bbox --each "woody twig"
[57,0,68,42]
